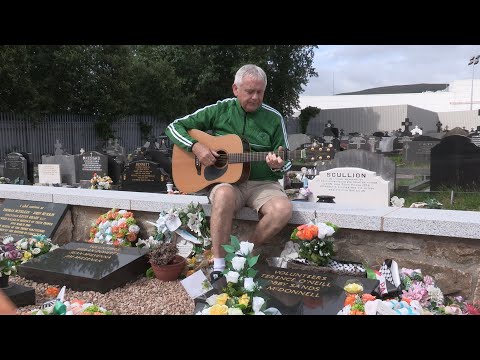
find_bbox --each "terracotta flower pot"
[150,255,186,281]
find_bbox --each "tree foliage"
[0,45,318,126]
[299,106,321,134]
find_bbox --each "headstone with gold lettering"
[17,242,149,293]
[0,199,68,240]
[122,159,171,192]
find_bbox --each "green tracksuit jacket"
[166,98,291,181]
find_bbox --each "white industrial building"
[290,79,480,136]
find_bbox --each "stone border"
[0,184,478,240]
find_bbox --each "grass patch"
[392,190,480,211]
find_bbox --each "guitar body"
[172,129,251,193]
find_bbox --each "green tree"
[299,106,321,134]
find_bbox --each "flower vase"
[0,275,9,289]
[150,255,187,281]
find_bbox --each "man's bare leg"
[209,185,237,259]
[251,197,292,246]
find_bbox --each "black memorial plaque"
[0,200,68,240]
[18,242,150,293]
[194,264,378,315]
[122,160,170,192]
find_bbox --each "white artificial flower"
[228,308,244,315]
[237,241,254,256]
[231,256,246,272]
[165,212,182,231]
[32,248,41,255]
[243,277,255,292]
[317,222,335,239]
[252,297,265,313]
[128,225,140,234]
[390,196,405,208]
[206,294,218,306]
[118,210,127,214]
[225,271,240,284]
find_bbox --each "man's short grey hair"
[234,64,267,88]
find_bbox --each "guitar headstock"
[300,142,336,162]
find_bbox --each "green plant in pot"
[147,241,186,281]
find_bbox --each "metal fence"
[0,113,169,164]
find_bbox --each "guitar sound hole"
[213,150,227,168]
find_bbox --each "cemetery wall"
[0,186,479,300]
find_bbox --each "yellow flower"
[22,251,32,261]
[238,293,250,307]
[36,241,45,248]
[209,304,228,315]
[216,293,229,305]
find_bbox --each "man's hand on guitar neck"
[266,145,285,171]
[191,142,219,167]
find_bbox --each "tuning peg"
[318,156,322,160]
[311,157,315,161]
[327,155,331,159]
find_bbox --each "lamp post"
[468,55,480,110]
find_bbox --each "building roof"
[338,83,449,95]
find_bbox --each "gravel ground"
[10,275,196,315]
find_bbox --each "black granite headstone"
[4,152,28,184]
[18,242,150,293]
[0,199,68,240]
[430,135,480,190]
[194,265,378,315]
[78,151,108,181]
[107,155,124,185]
[122,160,170,192]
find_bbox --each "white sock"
[213,258,225,272]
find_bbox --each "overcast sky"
[301,45,480,96]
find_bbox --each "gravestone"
[42,141,78,184]
[470,134,480,147]
[107,155,124,185]
[18,242,149,293]
[367,136,379,152]
[38,164,61,184]
[308,167,390,207]
[194,265,379,315]
[339,136,350,151]
[404,136,440,165]
[288,134,312,151]
[436,120,443,133]
[0,199,68,240]
[430,134,480,190]
[4,152,28,184]
[323,120,335,137]
[122,159,170,192]
[348,136,368,150]
[77,151,108,181]
[401,118,413,136]
[378,136,396,153]
[315,149,396,193]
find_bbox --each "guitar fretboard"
[227,150,329,164]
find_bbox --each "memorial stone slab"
[42,154,78,184]
[18,242,150,293]
[4,152,28,183]
[122,160,170,192]
[0,199,68,240]
[308,167,390,207]
[315,149,396,193]
[2,282,35,307]
[404,136,440,165]
[78,151,108,181]
[38,164,61,184]
[430,135,480,190]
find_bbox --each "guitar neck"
[228,150,308,164]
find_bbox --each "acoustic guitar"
[172,129,335,193]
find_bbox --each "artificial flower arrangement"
[15,235,59,263]
[137,202,211,254]
[298,187,312,197]
[1,235,58,277]
[88,208,140,246]
[197,235,280,315]
[0,176,11,184]
[90,173,113,190]
[26,286,112,315]
[0,238,23,277]
[289,220,338,266]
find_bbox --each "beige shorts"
[209,180,287,213]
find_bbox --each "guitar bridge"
[195,157,201,175]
